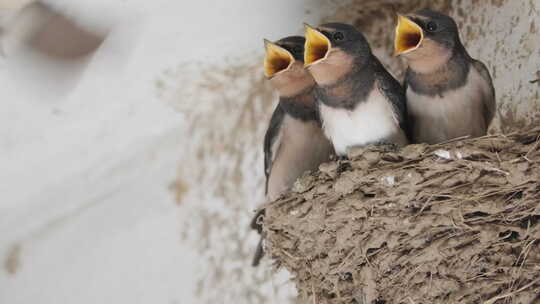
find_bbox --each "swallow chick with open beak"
[250,36,334,266]
[304,23,409,156]
[394,9,496,144]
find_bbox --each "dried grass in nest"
[262,128,540,304]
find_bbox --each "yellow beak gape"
[304,24,331,66]
[394,15,424,55]
[264,39,295,78]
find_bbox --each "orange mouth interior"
[304,25,331,66]
[264,40,294,78]
[394,15,424,55]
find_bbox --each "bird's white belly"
[319,92,398,155]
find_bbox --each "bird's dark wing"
[251,237,265,266]
[252,104,285,267]
[401,76,414,139]
[376,68,411,139]
[472,59,496,128]
[263,103,285,194]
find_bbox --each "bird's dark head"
[275,36,305,62]
[263,36,315,97]
[304,23,371,65]
[304,23,371,85]
[394,10,461,70]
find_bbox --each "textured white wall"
[0,1,538,304]
[0,1,326,303]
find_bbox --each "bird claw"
[250,209,265,233]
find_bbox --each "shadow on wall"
[1,2,106,99]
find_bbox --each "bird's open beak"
[263,39,295,78]
[304,24,331,67]
[394,15,424,56]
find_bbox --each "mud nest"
[262,128,540,304]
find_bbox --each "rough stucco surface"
[166,1,539,303]
[163,62,296,303]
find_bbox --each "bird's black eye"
[333,31,345,41]
[426,21,438,32]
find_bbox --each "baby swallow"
[304,23,409,156]
[251,36,334,266]
[394,9,496,144]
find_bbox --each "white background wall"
[0,1,330,303]
[0,0,538,303]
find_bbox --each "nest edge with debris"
[263,128,540,304]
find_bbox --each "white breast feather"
[319,90,398,155]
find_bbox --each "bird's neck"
[272,76,314,98]
[315,58,377,110]
[405,46,471,96]
[406,47,453,74]
[279,89,319,122]
[270,62,315,98]
[307,49,356,87]
[405,39,470,75]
